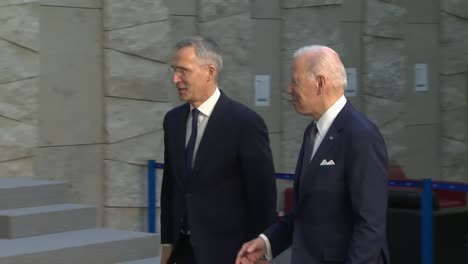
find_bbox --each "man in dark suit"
[160,36,277,264]
[236,45,390,264]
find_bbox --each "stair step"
[0,204,96,238]
[0,228,159,264]
[0,178,69,210]
[119,256,161,264]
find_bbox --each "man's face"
[287,56,319,117]
[171,46,210,105]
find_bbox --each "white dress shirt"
[186,87,221,166]
[261,95,347,260]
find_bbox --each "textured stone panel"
[105,160,163,207]
[0,157,34,179]
[0,4,39,51]
[280,98,310,173]
[104,207,155,233]
[105,130,164,166]
[40,0,101,8]
[441,138,465,181]
[105,97,171,143]
[199,0,249,22]
[0,118,36,161]
[105,50,170,101]
[0,39,38,84]
[200,13,252,105]
[105,20,171,62]
[39,6,103,146]
[440,74,466,111]
[442,0,468,19]
[363,36,405,99]
[364,96,407,167]
[34,144,103,206]
[284,0,343,8]
[440,12,468,75]
[441,109,466,141]
[283,6,341,50]
[103,0,168,30]
[0,78,38,125]
[365,0,405,38]
[0,1,36,7]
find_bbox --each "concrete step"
[0,228,160,264]
[0,204,96,238]
[119,256,161,264]
[0,178,69,210]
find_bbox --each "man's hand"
[161,245,173,264]
[235,237,267,264]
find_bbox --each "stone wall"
[440,0,468,181]
[102,0,172,232]
[0,0,467,233]
[0,1,39,179]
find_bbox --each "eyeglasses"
[169,65,210,77]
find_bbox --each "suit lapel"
[174,104,190,187]
[297,102,352,198]
[192,92,230,175]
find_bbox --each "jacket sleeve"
[160,115,174,244]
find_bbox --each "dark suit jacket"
[264,102,390,264]
[161,92,277,264]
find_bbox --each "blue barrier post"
[421,178,433,264]
[148,160,156,233]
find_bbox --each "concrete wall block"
[0,39,38,84]
[0,4,39,51]
[104,207,161,234]
[283,6,341,50]
[364,96,407,168]
[103,0,168,30]
[0,1,38,7]
[34,145,103,208]
[441,137,465,181]
[199,13,253,105]
[105,130,164,166]
[40,0,101,8]
[105,160,163,207]
[0,118,36,161]
[442,109,466,141]
[105,20,171,62]
[104,50,170,102]
[105,97,170,143]
[363,36,406,100]
[0,158,34,179]
[199,0,249,22]
[440,12,468,75]
[365,0,405,38]
[251,0,280,19]
[442,0,468,19]
[283,0,343,9]
[440,74,466,111]
[0,78,38,125]
[39,6,103,146]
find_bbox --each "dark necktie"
[300,122,318,181]
[186,108,199,181]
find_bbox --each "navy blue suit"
[264,102,390,264]
[161,92,277,264]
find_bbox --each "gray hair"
[294,45,347,90]
[175,36,223,74]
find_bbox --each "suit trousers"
[167,233,197,264]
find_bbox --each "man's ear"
[316,75,325,95]
[207,65,217,81]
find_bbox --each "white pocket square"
[320,159,335,166]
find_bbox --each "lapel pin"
[329,136,334,140]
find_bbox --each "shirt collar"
[190,87,221,117]
[315,95,347,136]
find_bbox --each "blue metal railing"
[147,160,468,264]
